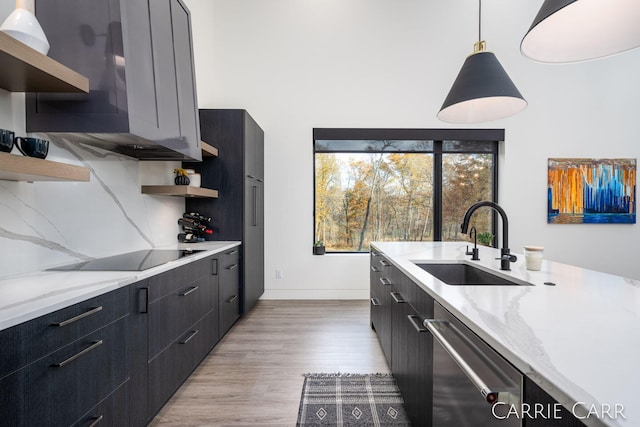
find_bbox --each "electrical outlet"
[275,269,282,279]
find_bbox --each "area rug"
[296,373,411,426]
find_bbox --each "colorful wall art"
[548,158,636,224]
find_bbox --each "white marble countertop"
[372,241,640,427]
[0,241,240,331]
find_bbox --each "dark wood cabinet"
[369,250,383,333]
[523,379,587,427]
[402,280,434,427]
[370,251,435,427]
[26,0,201,160]
[219,247,241,336]
[371,254,393,364]
[130,255,220,425]
[0,287,129,426]
[389,266,410,404]
[186,109,264,315]
[1,248,242,427]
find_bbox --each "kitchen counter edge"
[0,241,241,331]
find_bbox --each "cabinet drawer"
[72,381,129,427]
[219,280,240,336]
[221,247,240,266]
[148,311,216,416]
[148,276,215,358]
[0,287,128,379]
[147,256,214,302]
[0,316,128,426]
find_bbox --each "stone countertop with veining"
[0,241,240,331]
[372,241,639,427]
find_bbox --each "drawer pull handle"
[408,315,428,332]
[227,263,239,270]
[379,259,390,267]
[138,288,149,314]
[179,286,199,296]
[391,292,406,304]
[226,295,238,303]
[88,415,104,427]
[52,306,103,327]
[370,298,380,307]
[180,330,199,344]
[379,277,391,286]
[424,319,499,404]
[53,340,103,368]
[226,249,239,255]
[370,265,379,272]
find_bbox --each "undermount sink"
[415,263,531,286]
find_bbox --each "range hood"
[25,0,202,161]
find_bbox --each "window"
[314,128,502,253]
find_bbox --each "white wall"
[185,0,640,298]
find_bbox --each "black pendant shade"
[521,0,640,63]
[438,49,527,124]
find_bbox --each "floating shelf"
[0,152,90,182]
[200,141,218,157]
[0,31,89,93]
[141,185,219,198]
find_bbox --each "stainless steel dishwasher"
[424,302,522,426]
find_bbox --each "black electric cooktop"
[49,249,204,272]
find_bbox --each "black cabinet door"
[403,282,434,427]
[0,316,128,426]
[186,109,265,316]
[374,256,393,364]
[0,286,128,380]
[243,178,264,314]
[244,112,264,181]
[148,275,214,358]
[370,251,383,332]
[219,248,241,336]
[71,381,130,427]
[129,256,219,426]
[129,281,150,427]
[390,268,410,399]
[147,311,217,416]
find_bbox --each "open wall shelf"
[0,32,89,93]
[141,185,219,198]
[0,152,90,182]
[200,141,218,157]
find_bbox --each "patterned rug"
[296,373,411,426]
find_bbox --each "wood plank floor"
[149,300,390,427]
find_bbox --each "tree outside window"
[314,130,501,253]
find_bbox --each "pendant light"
[521,0,640,63]
[438,0,526,123]
[0,0,49,55]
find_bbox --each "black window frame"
[313,128,504,253]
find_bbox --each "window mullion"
[433,141,443,241]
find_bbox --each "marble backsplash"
[0,134,184,278]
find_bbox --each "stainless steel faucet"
[461,201,517,270]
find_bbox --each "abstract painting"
[548,158,636,224]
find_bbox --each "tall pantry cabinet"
[186,110,264,314]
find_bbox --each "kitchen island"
[372,241,639,427]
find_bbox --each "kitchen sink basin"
[415,263,530,286]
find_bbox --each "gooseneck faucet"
[461,201,517,270]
